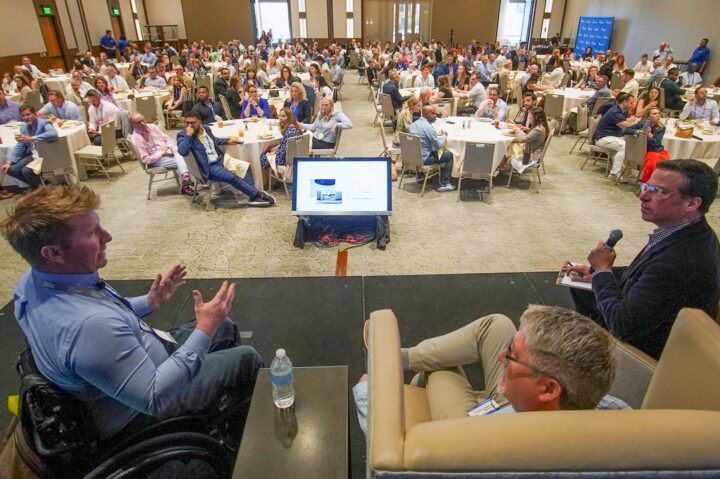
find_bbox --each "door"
[110,15,124,40]
[37,16,66,70]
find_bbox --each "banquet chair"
[357,65,367,84]
[73,122,125,181]
[379,122,401,162]
[615,132,647,186]
[498,74,512,103]
[513,81,523,105]
[135,96,159,125]
[24,91,43,112]
[457,142,495,203]
[559,73,571,88]
[569,104,590,154]
[183,153,241,211]
[269,133,310,198]
[435,100,453,118]
[397,132,440,196]
[35,137,78,185]
[543,93,565,132]
[507,128,554,193]
[591,96,612,116]
[610,72,625,90]
[380,94,396,129]
[126,137,180,199]
[126,75,137,90]
[218,94,233,120]
[310,128,342,157]
[581,115,615,173]
[165,89,188,129]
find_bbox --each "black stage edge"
[0,272,572,479]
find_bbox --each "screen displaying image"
[292,158,391,215]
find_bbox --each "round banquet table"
[258,89,290,111]
[114,63,131,77]
[270,72,311,85]
[43,74,72,93]
[433,117,516,177]
[544,87,595,115]
[662,119,720,161]
[208,119,286,191]
[114,89,171,129]
[0,121,90,186]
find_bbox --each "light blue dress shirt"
[13,269,211,438]
[477,98,507,121]
[38,100,82,121]
[408,116,446,160]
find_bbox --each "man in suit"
[214,68,230,101]
[564,159,720,359]
[0,104,57,189]
[190,86,224,124]
[176,111,275,206]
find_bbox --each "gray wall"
[562,0,718,83]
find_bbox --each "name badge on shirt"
[152,328,178,344]
[467,396,508,416]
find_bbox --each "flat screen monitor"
[292,158,392,216]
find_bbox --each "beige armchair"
[366,308,720,478]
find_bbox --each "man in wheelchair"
[0,185,263,478]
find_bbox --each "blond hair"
[1,185,101,267]
[290,82,307,101]
[520,305,616,410]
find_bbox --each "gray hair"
[419,86,432,96]
[520,305,616,410]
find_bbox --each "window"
[346,0,354,38]
[544,0,553,13]
[347,19,354,38]
[541,18,550,38]
[497,0,533,46]
[253,0,291,42]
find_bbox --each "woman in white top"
[2,73,17,95]
[315,76,333,99]
[256,61,270,88]
[267,57,280,77]
[546,66,565,88]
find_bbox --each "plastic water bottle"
[270,349,295,408]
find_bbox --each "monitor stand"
[293,215,390,250]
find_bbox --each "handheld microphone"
[604,229,623,251]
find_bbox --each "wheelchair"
[7,348,245,479]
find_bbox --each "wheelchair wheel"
[83,432,233,479]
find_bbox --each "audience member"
[0,89,21,125]
[38,90,82,120]
[591,93,638,181]
[476,86,507,121]
[633,54,652,74]
[259,107,303,184]
[177,112,276,206]
[687,38,710,75]
[653,41,673,63]
[105,66,129,91]
[94,76,116,105]
[408,105,455,192]
[66,70,93,99]
[612,70,639,99]
[144,67,168,89]
[680,86,720,124]
[382,70,411,112]
[646,59,665,85]
[508,107,549,173]
[20,56,45,78]
[85,89,120,146]
[222,76,242,119]
[455,73,487,115]
[301,97,352,150]
[679,63,703,88]
[660,68,686,110]
[0,105,57,189]
[564,159,720,359]
[240,84,270,119]
[191,86,223,124]
[283,82,311,123]
[214,68,230,101]
[634,86,661,118]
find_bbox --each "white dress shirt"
[680,99,720,124]
[106,74,129,91]
[416,74,435,88]
[88,99,120,132]
[633,61,652,74]
[680,71,703,88]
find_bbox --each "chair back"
[196,75,212,96]
[25,91,43,111]
[219,94,232,119]
[283,133,311,182]
[36,136,74,180]
[513,80,523,105]
[543,93,564,120]
[184,153,207,185]
[498,74,510,97]
[125,137,148,172]
[313,91,323,119]
[379,121,392,149]
[657,87,666,110]
[538,127,555,165]
[380,94,395,120]
[587,114,602,145]
[591,96,612,116]
[126,75,137,89]
[576,104,589,132]
[462,142,495,178]
[398,132,423,168]
[435,99,453,117]
[517,61,526,71]
[611,71,625,90]
[322,72,333,86]
[100,121,117,156]
[559,72,571,88]
[135,96,158,124]
[624,132,648,171]
[575,70,586,87]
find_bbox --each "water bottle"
[270,348,294,408]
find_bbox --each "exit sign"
[111,7,120,15]
[40,5,52,15]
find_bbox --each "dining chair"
[457,142,495,203]
[397,132,441,196]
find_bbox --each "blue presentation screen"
[292,158,392,216]
[575,16,614,57]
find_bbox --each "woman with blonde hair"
[260,107,303,184]
[395,96,421,143]
[301,97,353,149]
[283,82,311,123]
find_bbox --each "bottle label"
[271,371,293,387]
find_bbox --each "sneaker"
[251,191,276,206]
[180,181,194,196]
[416,174,426,184]
[436,183,456,192]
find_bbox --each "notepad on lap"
[556,261,593,291]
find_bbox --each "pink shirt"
[131,123,175,164]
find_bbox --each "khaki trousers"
[408,314,517,420]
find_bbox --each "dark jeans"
[6,155,41,188]
[208,162,259,198]
[312,138,336,150]
[570,287,602,323]
[425,150,454,186]
[91,128,124,146]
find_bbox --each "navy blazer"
[11,119,58,163]
[592,217,720,359]
[176,126,228,182]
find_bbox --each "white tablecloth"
[663,120,720,161]
[44,75,72,93]
[114,90,171,129]
[114,63,131,77]
[546,87,594,115]
[259,89,290,110]
[400,71,420,88]
[0,122,90,186]
[434,117,515,177]
[209,119,284,191]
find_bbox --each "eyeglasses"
[640,183,673,197]
[501,337,564,388]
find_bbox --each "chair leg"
[205,189,212,211]
[535,168,541,193]
[147,173,153,200]
[282,177,289,198]
[94,158,112,181]
[569,137,582,155]
[580,156,592,170]
[541,162,546,174]
[488,175,493,204]
[420,171,429,196]
[398,166,405,188]
[457,174,463,201]
[536,167,542,184]
[507,168,514,188]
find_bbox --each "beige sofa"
[366,308,720,478]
